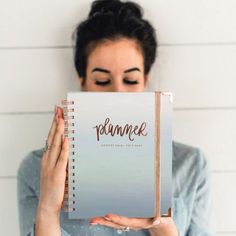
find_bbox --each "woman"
[17,0,214,235]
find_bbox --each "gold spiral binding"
[63,114,75,120]
[61,100,74,105]
[61,99,76,213]
[63,107,75,113]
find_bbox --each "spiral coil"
[61,99,76,212]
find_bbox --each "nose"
[109,78,124,92]
[111,85,124,92]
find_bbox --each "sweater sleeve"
[17,151,71,236]
[186,149,215,236]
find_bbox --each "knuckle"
[62,144,69,153]
[59,153,68,164]
[56,123,63,132]
[56,124,60,132]
[106,213,119,221]
[51,142,61,149]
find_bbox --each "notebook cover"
[63,91,172,219]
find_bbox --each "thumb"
[152,217,162,226]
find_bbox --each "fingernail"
[104,216,112,221]
[90,222,98,225]
[153,219,161,225]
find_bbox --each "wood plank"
[150,45,236,108]
[0,0,236,47]
[0,48,78,112]
[0,0,86,47]
[1,46,236,112]
[144,0,236,45]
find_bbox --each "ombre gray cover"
[66,91,172,219]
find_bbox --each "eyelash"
[95,79,139,86]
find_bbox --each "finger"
[55,137,69,171]
[47,117,64,167]
[153,216,172,225]
[57,106,64,119]
[90,217,138,231]
[150,217,162,227]
[103,213,153,229]
[46,105,59,147]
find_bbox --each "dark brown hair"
[72,0,158,85]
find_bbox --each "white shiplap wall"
[0,0,236,235]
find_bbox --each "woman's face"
[80,38,148,92]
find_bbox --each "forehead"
[87,38,144,71]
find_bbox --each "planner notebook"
[61,91,172,219]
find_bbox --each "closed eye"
[94,79,139,86]
[123,78,139,84]
[94,80,110,86]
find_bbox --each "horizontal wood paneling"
[0,109,235,177]
[0,48,78,113]
[0,0,85,48]
[151,45,236,108]
[0,0,236,47]
[1,45,236,112]
[143,0,236,45]
[1,173,235,235]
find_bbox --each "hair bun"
[88,0,143,19]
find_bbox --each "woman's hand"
[89,213,179,236]
[35,106,69,235]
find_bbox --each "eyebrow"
[91,67,141,74]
